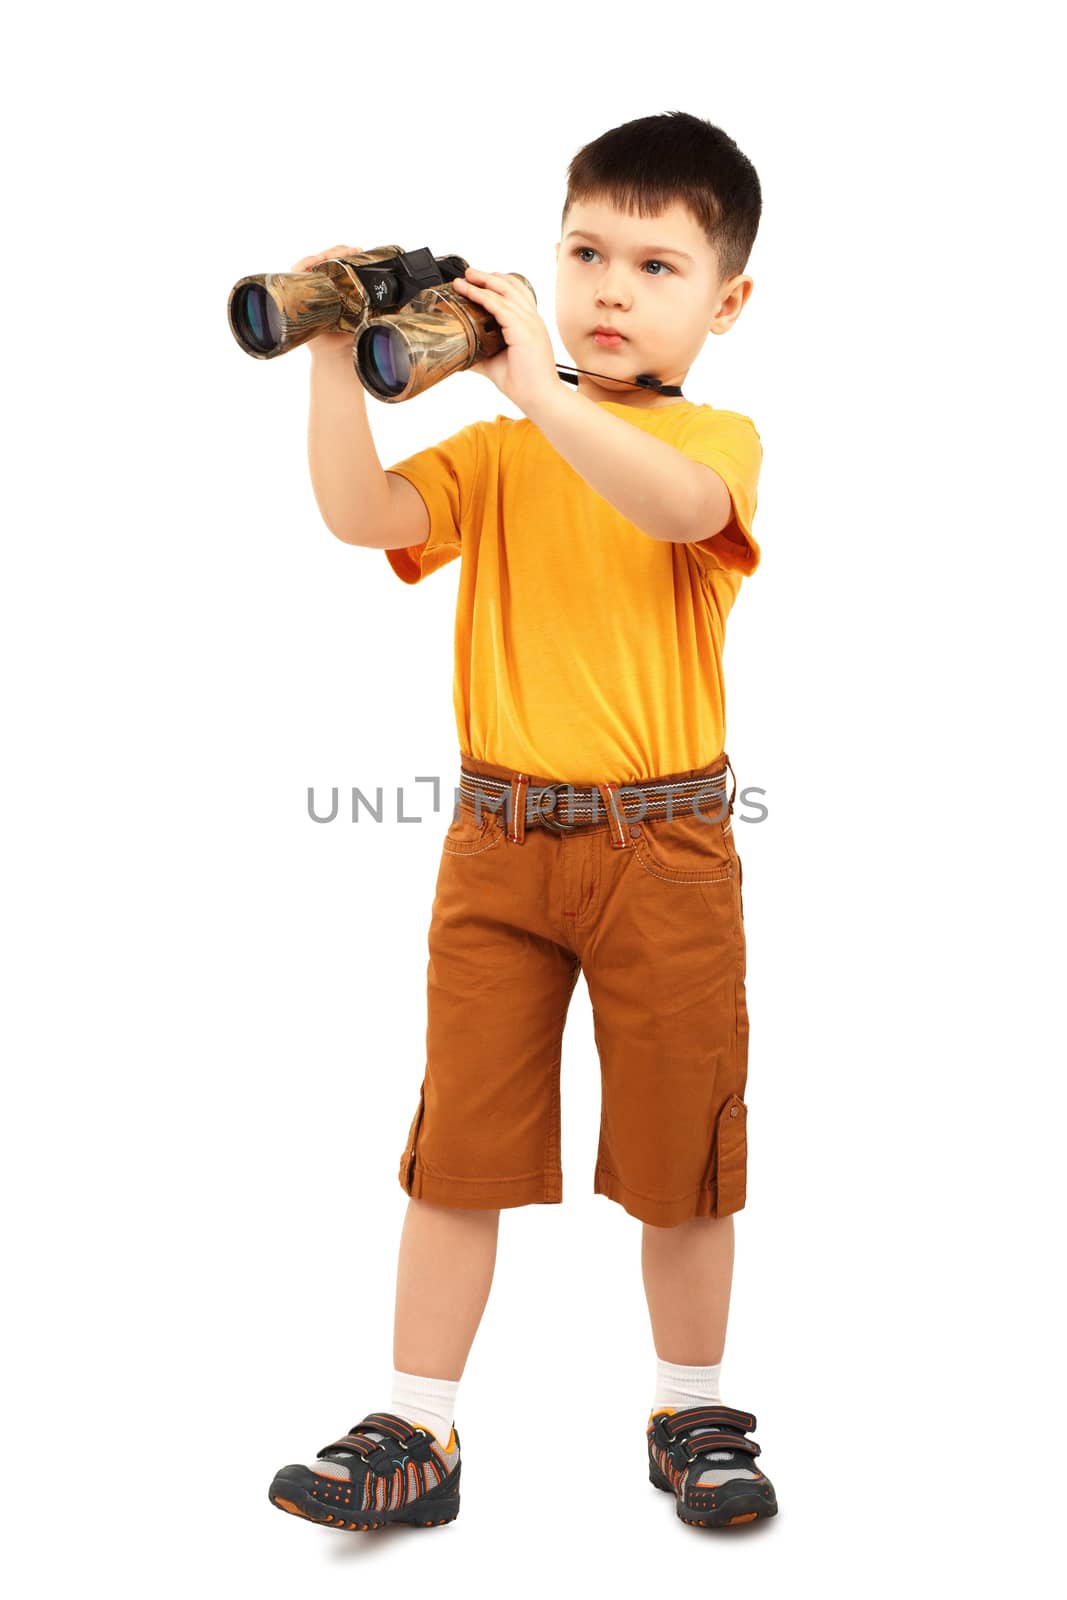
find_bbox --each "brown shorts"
[398,750,750,1227]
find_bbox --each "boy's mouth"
[592,328,625,347]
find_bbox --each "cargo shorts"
[398,750,750,1227]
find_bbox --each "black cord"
[555,363,685,398]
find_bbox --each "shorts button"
[629,824,642,839]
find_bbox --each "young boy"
[269,110,776,1534]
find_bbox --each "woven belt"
[456,758,736,849]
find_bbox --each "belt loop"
[723,752,737,814]
[596,781,630,849]
[509,773,529,844]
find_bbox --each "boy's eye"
[571,246,673,276]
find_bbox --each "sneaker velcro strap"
[358,1412,426,1443]
[678,1430,761,1462]
[661,1404,757,1438]
[319,1411,426,1461]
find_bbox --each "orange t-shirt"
[384,397,762,785]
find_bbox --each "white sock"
[388,1368,460,1450]
[652,1357,723,1414]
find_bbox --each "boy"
[269,110,776,1534]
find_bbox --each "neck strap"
[555,363,685,398]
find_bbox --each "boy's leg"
[267,1193,486,1526]
[640,1213,734,1365]
[394,1197,501,1380]
[641,1212,777,1521]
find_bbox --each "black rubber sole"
[649,1461,777,1528]
[269,1469,460,1531]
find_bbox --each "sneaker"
[269,1411,461,1531]
[647,1404,778,1528]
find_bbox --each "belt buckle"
[532,782,576,833]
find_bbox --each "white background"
[3,1,1063,1594]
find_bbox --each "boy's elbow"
[315,478,423,549]
[325,518,362,547]
[320,510,382,548]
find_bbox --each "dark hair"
[562,111,761,283]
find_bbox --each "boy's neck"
[572,383,689,411]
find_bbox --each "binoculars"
[227,245,535,404]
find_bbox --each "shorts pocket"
[721,818,745,919]
[631,807,735,885]
[713,1093,747,1215]
[442,802,505,855]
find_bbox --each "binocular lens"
[362,325,411,397]
[234,283,283,354]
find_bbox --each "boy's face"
[554,197,753,407]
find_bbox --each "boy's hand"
[291,245,364,357]
[451,269,558,415]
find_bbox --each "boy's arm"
[306,343,428,550]
[525,388,733,546]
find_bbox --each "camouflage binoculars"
[227,245,534,404]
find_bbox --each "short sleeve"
[678,408,763,577]
[382,419,488,585]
